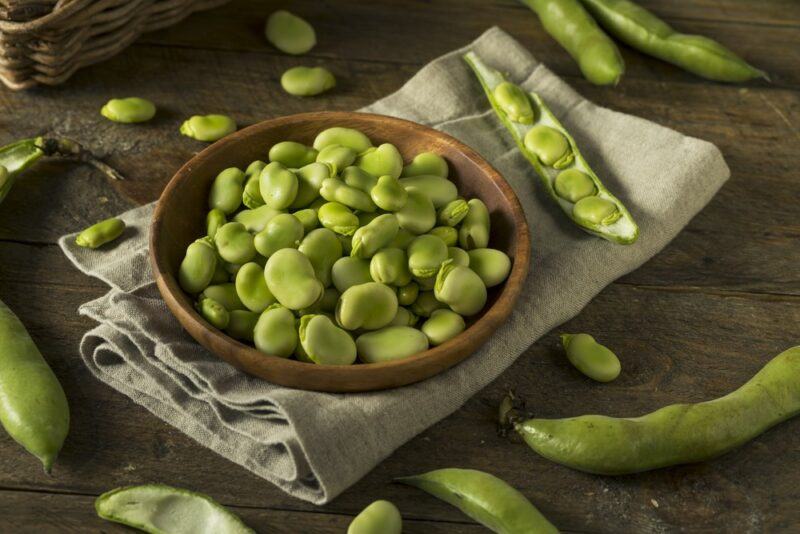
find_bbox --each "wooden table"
[1,1,798,531]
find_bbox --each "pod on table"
[95,484,254,534]
[421,309,466,346]
[561,333,621,382]
[348,500,403,534]
[253,304,298,357]
[464,52,638,244]
[351,214,399,258]
[209,167,246,214]
[75,217,125,249]
[100,97,156,123]
[520,0,624,86]
[179,237,218,294]
[281,66,336,97]
[0,298,69,472]
[180,114,237,142]
[299,314,357,365]
[580,0,767,82]
[264,248,324,310]
[336,282,398,331]
[402,152,448,178]
[356,326,429,363]
[434,259,487,316]
[396,468,558,534]
[265,10,316,55]
[512,346,800,475]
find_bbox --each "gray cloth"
[58,27,729,504]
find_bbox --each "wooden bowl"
[150,111,530,392]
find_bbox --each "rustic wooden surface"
[0,0,798,531]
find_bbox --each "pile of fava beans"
[178,126,513,365]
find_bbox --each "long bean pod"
[464,52,638,244]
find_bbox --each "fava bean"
[434,260,487,316]
[573,196,620,226]
[348,500,402,534]
[421,309,465,346]
[401,152,448,178]
[259,162,298,210]
[100,97,156,123]
[75,217,125,249]
[447,246,470,267]
[396,188,436,235]
[253,304,298,357]
[318,201,359,236]
[197,297,230,329]
[554,168,596,202]
[408,234,448,278]
[524,125,574,169]
[388,227,415,249]
[265,10,316,55]
[467,248,511,288]
[437,198,469,227]
[281,66,336,97]
[341,166,378,193]
[209,167,246,214]
[179,238,218,294]
[206,209,227,240]
[370,175,408,212]
[245,160,266,177]
[202,283,245,311]
[458,198,490,250]
[356,143,403,179]
[180,114,237,142]
[370,247,412,286]
[317,145,357,173]
[298,228,342,287]
[427,226,457,247]
[264,248,324,310]
[225,310,259,342]
[254,213,304,257]
[269,141,318,168]
[320,177,376,212]
[242,174,265,209]
[356,326,429,363]
[389,306,418,327]
[233,205,281,233]
[336,282,398,330]
[351,214,399,258]
[313,127,373,153]
[299,314,357,365]
[410,290,446,317]
[215,222,256,264]
[396,282,419,306]
[293,208,319,232]
[493,81,535,124]
[235,262,276,313]
[561,333,621,382]
[331,256,373,293]
[291,161,334,209]
[399,175,458,208]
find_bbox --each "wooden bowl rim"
[150,111,530,392]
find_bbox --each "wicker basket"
[0,0,231,90]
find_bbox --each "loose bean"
[100,97,156,123]
[561,333,621,382]
[75,217,125,249]
[180,114,236,142]
[265,10,316,55]
[281,66,336,97]
[348,500,402,534]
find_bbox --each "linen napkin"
[59,27,729,504]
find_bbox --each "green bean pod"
[515,346,800,475]
[579,0,767,82]
[520,0,624,85]
[0,298,69,472]
[397,468,558,533]
[464,52,638,244]
[75,217,125,249]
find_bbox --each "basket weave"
[0,0,231,90]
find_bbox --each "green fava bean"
[355,143,403,179]
[264,248,324,310]
[351,214,399,259]
[341,166,377,193]
[180,114,237,142]
[259,162,298,210]
[408,234,448,278]
[179,238,218,294]
[298,228,342,287]
[269,141,318,168]
[254,213,304,257]
[435,260,487,316]
[396,188,436,235]
[265,10,316,54]
[421,309,466,346]
[555,168,597,202]
[459,198,490,250]
[397,468,558,534]
[447,246,470,267]
[316,144,357,173]
[370,247,412,286]
[233,205,281,233]
[206,209,227,240]
[235,262,276,312]
[399,175,458,208]
[293,208,319,232]
[437,198,469,227]
[467,248,511,288]
[281,66,336,97]
[401,152,448,178]
[245,160,266,177]
[209,167,245,214]
[388,306,418,327]
[370,175,408,212]
[524,124,574,169]
[336,282,398,331]
[202,283,245,311]
[573,196,621,226]
[225,310,259,342]
[318,202,359,236]
[388,228,415,249]
[348,500,402,534]
[253,304,297,357]
[299,315,357,365]
[0,298,69,472]
[242,174,265,209]
[561,333,621,382]
[493,81,535,124]
[320,177,376,212]
[410,290,446,317]
[313,127,373,153]
[356,326,429,363]
[291,161,334,209]
[197,297,230,329]
[215,222,256,264]
[75,217,125,249]
[427,226,457,247]
[396,282,419,306]
[100,97,156,123]
[331,256,372,293]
